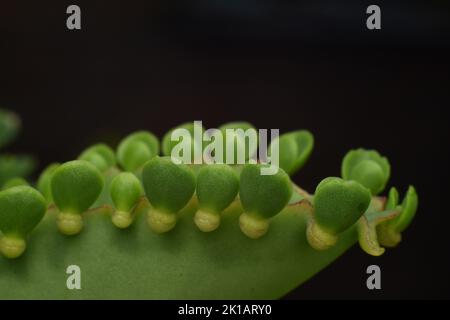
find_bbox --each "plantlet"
[307,177,371,250]
[219,121,257,163]
[342,149,390,195]
[117,131,159,172]
[377,186,418,248]
[2,177,29,190]
[239,164,292,239]
[194,164,239,232]
[110,172,143,228]
[269,130,314,175]
[0,186,46,258]
[79,143,116,172]
[0,119,419,299]
[51,160,104,235]
[162,122,204,162]
[0,109,20,149]
[36,163,60,204]
[142,156,196,233]
[0,109,36,186]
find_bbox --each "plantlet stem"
[239,212,270,239]
[57,212,83,236]
[194,209,221,232]
[306,219,338,250]
[0,235,26,259]
[112,210,134,229]
[147,207,177,233]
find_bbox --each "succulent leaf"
[357,208,401,256]
[270,130,314,175]
[117,131,159,171]
[313,177,371,234]
[307,177,371,250]
[395,186,418,233]
[142,157,196,233]
[341,149,390,195]
[0,154,36,187]
[0,109,20,149]
[36,163,60,204]
[51,160,104,235]
[162,122,204,162]
[79,143,116,172]
[2,177,29,190]
[385,186,399,210]
[0,119,419,298]
[195,164,239,231]
[0,186,46,258]
[110,172,143,228]
[377,186,419,248]
[238,164,292,238]
[218,121,257,163]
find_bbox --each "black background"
[1,1,449,299]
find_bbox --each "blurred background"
[1,0,450,299]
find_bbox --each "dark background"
[1,0,449,299]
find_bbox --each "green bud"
[238,164,292,239]
[0,186,46,258]
[36,163,60,204]
[394,185,418,233]
[219,122,257,163]
[117,131,159,172]
[51,160,104,235]
[142,157,196,233]
[377,186,418,247]
[195,164,239,232]
[308,177,371,250]
[0,154,36,187]
[79,144,116,172]
[0,109,20,148]
[385,187,399,210]
[270,130,314,175]
[162,122,204,162]
[2,177,29,190]
[110,172,143,228]
[341,149,390,195]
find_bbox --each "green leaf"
[51,160,104,235]
[238,164,292,239]
[0,154,36,187]
[1,177,29,190]
[196,164,239,214]
[357,207,401,256]
[218,121,257,163]
[271,130,314,175]
[51,160,104,215]
[195,164,239,232]
[377,186,419,248]
[239,164,292,220]
[142,157,196,233]
[0,192,358,298]
[117,131,159,172]
[110,172,143,229]
[0,109,21,149]
[142,157,196,214]
[0,186,46,237]
[79,144,116,172]
[395,185,418,233]
[0,186,46,258]
[313,177,372,235]
[36,163,60,204]
[162,122,204,162]
[341,149,390,195]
